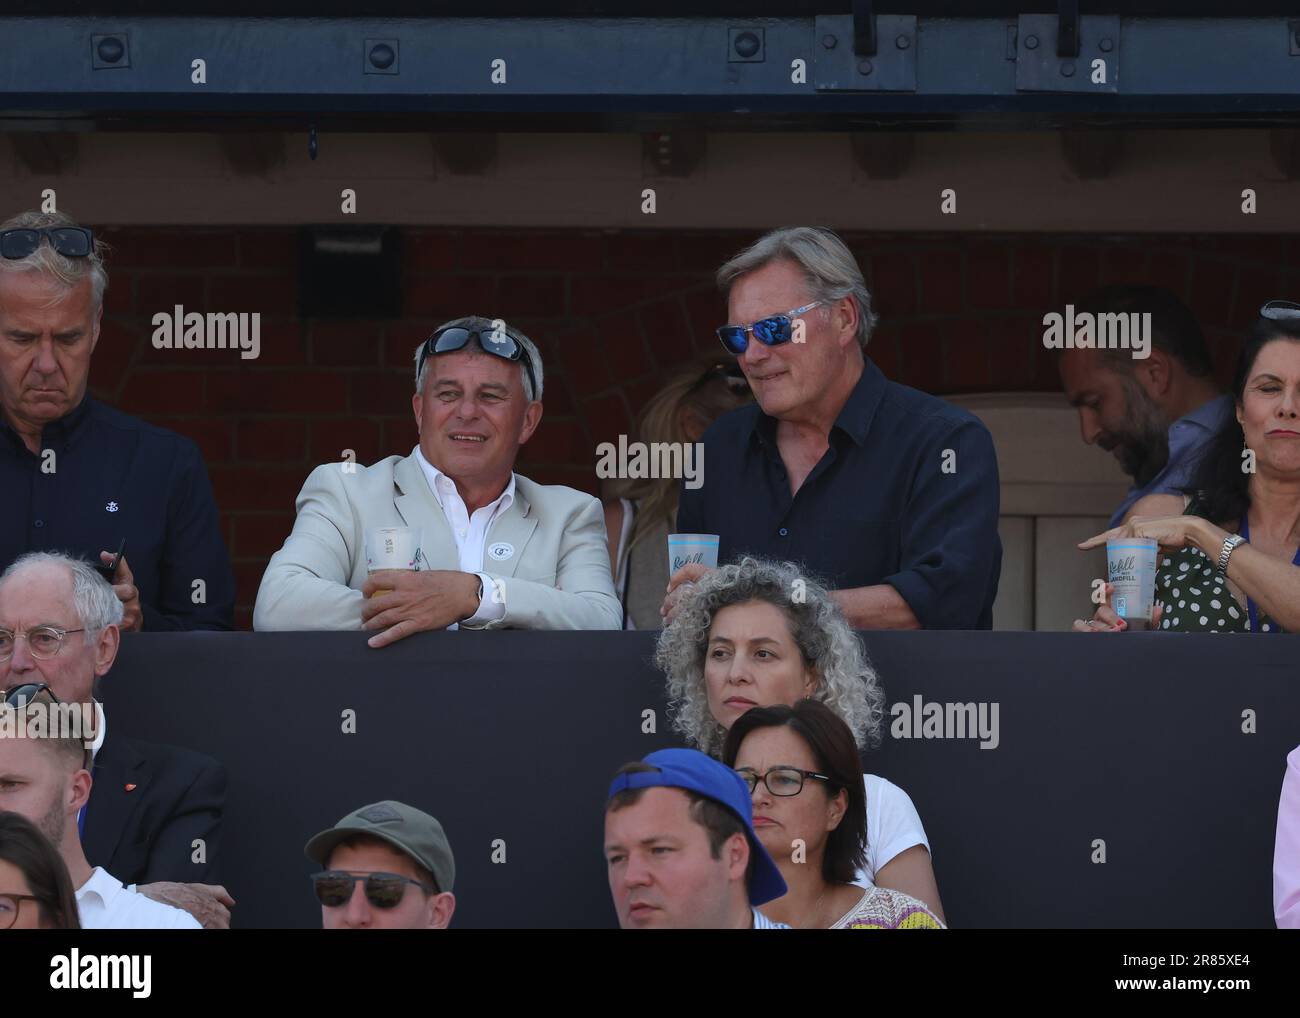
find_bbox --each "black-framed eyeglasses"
[735,766,833,797]
[311,871,435,909]
[1261,300,1300,321]
[0,627,86,662]
[417,324,538,401]
[0,227,95,261]
[0,894,43,930]
[716,301,825,356]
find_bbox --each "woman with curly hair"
[655,555,944,921]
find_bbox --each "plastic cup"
[667,533,720,576]
[1106,537,1158,631]
[365,527,423,597]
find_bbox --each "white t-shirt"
[851,774,931,887]
[76,867,201,930]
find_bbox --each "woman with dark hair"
[722,701,944,929]
[1076,302,1300,633]
[0,811,81,929]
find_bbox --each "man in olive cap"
[304,800,456,929]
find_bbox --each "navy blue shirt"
[677,358,1002,629]
[0,397,234,630]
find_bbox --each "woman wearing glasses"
[655,556,945,921]
[602,356,752,629]
[1076,302,1300,633]
[0,812,81,929]
[723,700,944,929]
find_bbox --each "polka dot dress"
[1155,545,1279,633]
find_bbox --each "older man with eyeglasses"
[0,551,232,927]
[664,226,1002,630]
[0,210,235,631]
[255,315,621,643]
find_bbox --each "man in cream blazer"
[255,316,621,644]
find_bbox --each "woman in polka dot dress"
[1074,305,1300,635]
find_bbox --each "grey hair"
[0,552,124,643]
[655,556,884,757]
[0,210,109,311]
[413,315,544,402]
[716,226,879,348]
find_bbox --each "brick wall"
[88,227,1300,626]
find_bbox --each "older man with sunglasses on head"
[665,227,1002,630]
[255,315,621,643]
[305,800,456,929]
[0,211,235,632]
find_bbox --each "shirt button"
[33,519,44,529]
[779,527,788,537]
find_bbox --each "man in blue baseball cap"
[603,747,788,929]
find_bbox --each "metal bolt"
[1099,37,1114,53]
[896,35,911,50]
[1025,35,1039,50]
[1061,61,1076,77]
[821,34,837,50]
[96,37,125,64]
[733,31,761,59]
[857,59,874,75]
[368,43,395,70]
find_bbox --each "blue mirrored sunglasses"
[716,301,824,355]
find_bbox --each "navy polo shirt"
[0,397,234,630]
[677,358,1002,630]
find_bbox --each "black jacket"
[82,728,227,886]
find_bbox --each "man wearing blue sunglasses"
[666,227,1002,631]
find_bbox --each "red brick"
[1209,332,1239,383]
[404,274,499,317]
[634,299,694,371]
[866,323,900,380]
[230,559,268,608]
[1098,245,1149,288]
[1231,268,1284,329]
[1011,245,1056,311]
[1058,247,1101,303]
[604,233,680,271]
[538,377,574,415]
[522,465,598,494]
[351,372,415,415]
[554,326,612,396]
[498,275,568,318]
[152,416,235,464]
[985,319,1039,390]
[1188,259,1236,330]
[207,371,347,414]
[311,320,385,367]
[237,230,298,270]
[673,233,751,272]
[251,319,307,367]
[403,231,461,272]
[209,465,307,512]
[605,325,653,380]
[457,231,604,272]
[898,322,943,392]
[569,274,686,316]
[385,325,428,369]
[90,319,143,394]
[1145,250,1191,301]
[681,286,726,350]
[119,370,206,415]
[101,272,134,316]
[233,605,254,632]
[520,418,586,464]
[135,274,207,316]
[237,419,307,462]
[1214,236,1284,263]
[624,377,664,423]
[869,253,917,319]
[382,418,420,452]
[966,249,1011,311]
[917,251,963,314]
[942,320,991,391]
[120,232,239,270]
[582,392,632,447]
[232,513,295,558]
[309,418,383,467]
[206,274,297,315]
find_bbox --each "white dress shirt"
[413,446,511,628]
[76,867,201,930]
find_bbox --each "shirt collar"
[413,446,516,514]
[1167,394,1234,458]
[750,357,883,449]
[75,866,121,906]
[0,395,95,450]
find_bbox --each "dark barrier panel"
[106,631,1299,928]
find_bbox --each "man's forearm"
[831,584,921,630]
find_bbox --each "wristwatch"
[1217,533,1245,576]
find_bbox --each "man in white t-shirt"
[0,700,199,929]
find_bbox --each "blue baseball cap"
[607,747,787,907]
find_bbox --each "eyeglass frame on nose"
[0,626,86,662]
[735,765,833,797]
[716,301,825,356]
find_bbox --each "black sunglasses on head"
[0,227,94,260]
[311,871,435,909]
[418,325,538,400]
[1,682,59,707]
[1261,300,1300,321]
